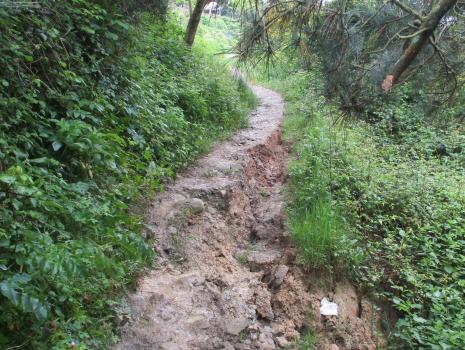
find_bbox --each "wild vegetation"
[2,0,465,348]
[247,7,465,349]
[260,66,464,348]
[0,2,254,349]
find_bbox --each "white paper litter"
[320,297,338,316]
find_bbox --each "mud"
[114,86,383,350]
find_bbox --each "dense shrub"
[0,2,255,349]
[263,69,465,348]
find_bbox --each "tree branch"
[390,0,425,20]
[382,0,458,91]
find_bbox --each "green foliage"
[249,0,464,114]
[0,2,255,349]
[263,71,359,272]
[196,15,242,53]
[351,86,465,349]
[298,328,316,350]
[262,67,465,348]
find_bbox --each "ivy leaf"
[0,281,20,306]
[444,265,454,274]
[0,174,16,185]
[13,273,31,284]
[412,315,427,324]
[82,26,95,34]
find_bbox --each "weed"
[298,328,316,350]
[223,167,238,176]
[236,252,249,265]
[239,329,249,342]
[203,170,218,178]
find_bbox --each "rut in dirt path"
[114,86,382,350]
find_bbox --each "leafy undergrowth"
[264,70,465,348]
[0,2,255,349]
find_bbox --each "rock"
[333,283,359,319]
[248,250,281,272]
[186,198,205,214]
[252,223,269,239]
[269,265,289,290]
[255,286,274,320]
[223,316,250,335]
[329,344,340,350]
[160,309,173,321]
[323,315,338,330]
[255,329,275,350]
[186,315,209,329]
[271,320,299,339]
[222,342,235,350]
[275,336,289,347]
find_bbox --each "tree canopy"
[236,0,465,112]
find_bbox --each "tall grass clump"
[259,70,360,272]
[291,199,345,268]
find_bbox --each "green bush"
[0,2,255,349]
[263,68,465,348]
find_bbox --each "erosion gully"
[114,86,383,350]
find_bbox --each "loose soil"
[114,86,383,350]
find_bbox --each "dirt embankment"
[114,86,383,350]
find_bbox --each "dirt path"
[115,86,382,350]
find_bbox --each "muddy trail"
[115,86,383,350]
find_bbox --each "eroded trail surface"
[115,87,381,350]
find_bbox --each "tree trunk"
[187,0,193,16]
[382,0,457,91]
[185,0,208,46]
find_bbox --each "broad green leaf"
[0,174,16,185]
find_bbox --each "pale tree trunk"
[382,0,458,91]
[187,0,193,16]
[185,0,208,46]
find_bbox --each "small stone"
[186,315,209,329]
[329,344,340,350]
[269,265,289,289]
[222,343,234,350]
[187,198,204,214]
[275,336,289,347]
[256,332,275,350]
[223,316,249,335]
[252,224,269,239]
[255,286,274,320]
[160,310,173,321]
[248,250,281,271]
[248,323,260,332]
[323,315,338,330]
